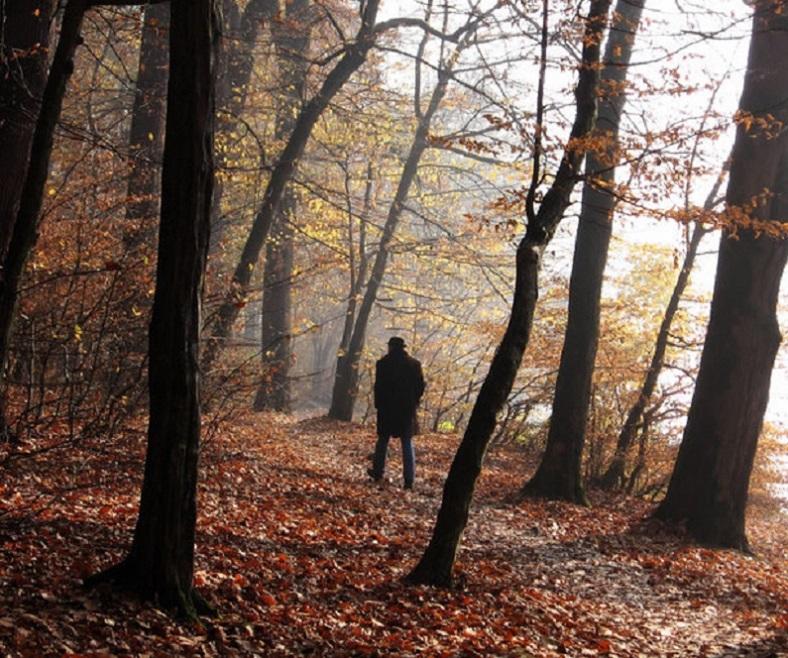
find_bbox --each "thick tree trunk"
[522,0,644,504]
[654,3,788,551]
[0,0,86,441]
[124,2,169,246]
[85,0,217,617]
[327,64,452,422]
[202,0,381,371]
[254,0,311,412]
[407,0,611,587]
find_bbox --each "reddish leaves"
[0,413,786,656]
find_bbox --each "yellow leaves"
[307,196,326,215]
[73,324,83,342]
[147,132,155,142]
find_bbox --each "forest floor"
[0,413,786,657]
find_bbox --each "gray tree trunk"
[124,2,169,246]
[254,0,312,412]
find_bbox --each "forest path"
[0,412,786,656]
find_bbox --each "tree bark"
[522,0,644,504]
[253,0,312,412]
[253,190,296,411]
[124,2,169,246]
[654,1,788,551]
[0,0,87,441]
[85,0,217,616]
[0,0,58,259]
[407,0,611,587]
[202,0,381,371]
[327,45,454,422]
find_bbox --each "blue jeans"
[372,433,415,486]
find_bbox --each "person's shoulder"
[406,354,422,368]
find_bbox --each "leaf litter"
[0,413,785,656]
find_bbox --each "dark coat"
[374,349,425,438]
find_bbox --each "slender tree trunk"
[85,0,217,617]
[522,0,644,504]
[407,0,611,587]
[625,406,655,494]
[124,2,169,246]
[0,0,58,258]
[210,0,278,249]
[0,0,86,441]
[327,64,452,421]
[202,0,381,371]
[654,1,788,551]
[333,162,372,381]
[599,91,731,490]
[254,0,311,412]
[600,220,709,489]
[338,177,370,352]
[254,211,295,410]
[220,0,278,126]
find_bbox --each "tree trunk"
[330,162,372,411]
[600,220,709,490]
[327,61,452,422]
[522,0,644,504]
[85,0,217,617]
[0,0,58,259]
[0,0,86,441]
[407,0,611,587]
[253,191,295,411]
[253,0,311,412]
[654,2,788,551]
[124,2,169,246]
[202,0,381,371]
[599,102,731,490]
[408,241,542,586]
[210,0,278,250]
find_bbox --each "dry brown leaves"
[0,413,786,657]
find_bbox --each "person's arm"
[414,360,425,405]
[374,360,382,409]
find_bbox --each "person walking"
[368,336,425,489]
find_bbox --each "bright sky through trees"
[379,0,786,435]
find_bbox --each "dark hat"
[388,336,406,348]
